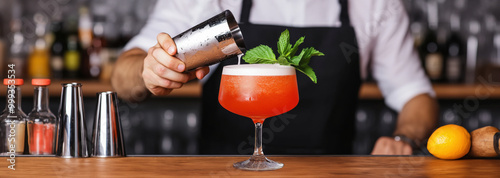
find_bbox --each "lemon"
[427,124,471,160]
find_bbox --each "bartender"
[111,0,438,155]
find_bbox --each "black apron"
[200,0,361,155]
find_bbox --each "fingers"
[157,32,177,55]
[150,44,185,73]
[142,33,190,96]
[142,33,212,96]
[195,66,211,80]
[371,137,413,155]
[401,144,413,155]
[143,68,184,97]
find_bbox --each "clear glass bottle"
[27,79,56,155]
[0,79,27,155]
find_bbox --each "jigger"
[173,10,246,71]
[56,83,89,158]
[91,91,126,157]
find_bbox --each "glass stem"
[253,122,264,157]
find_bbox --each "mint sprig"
[242,29,324,83]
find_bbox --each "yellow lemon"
[427,124,471,160]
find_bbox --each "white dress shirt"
[124,0,435,112]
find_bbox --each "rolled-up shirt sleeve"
[369,0,435,112]
[123,0,222,52]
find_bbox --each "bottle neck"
[33,86,49,111]
[4,86,23,112]
[427,0,439,31]
[450,13,460,32]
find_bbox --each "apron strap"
[240,0,252,23]
[240,0,351,26]
[339,0,351,26]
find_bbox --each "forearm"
[393,94,439,147]
[111,48,150,102]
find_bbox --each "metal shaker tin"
[173,10,246,71]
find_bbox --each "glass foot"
[233,155,283,171]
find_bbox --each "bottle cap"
[3,79,24,86]
[32,79,51,86]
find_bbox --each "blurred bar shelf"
[360,83,500,99]
[0,81,499,99]
[0,80,201,98]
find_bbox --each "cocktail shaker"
[91,91,126,157]
[173,10,245,71]
[56,83,89,158]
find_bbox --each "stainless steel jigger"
[173,10,246,71]
[56,83,89,158]
[91,91,126,157]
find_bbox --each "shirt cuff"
[383,80,436,112]
[123,35,156,52]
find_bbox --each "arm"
[111,0,219,102]
[111,48,149,102]
[371,94,438,155]
[111,33,209,102]
[358,0,437,154]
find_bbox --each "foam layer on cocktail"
[222,64,295,76]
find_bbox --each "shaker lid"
[3,79,24,86]
[32,79,51,86]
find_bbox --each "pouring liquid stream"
[237,53,243,65]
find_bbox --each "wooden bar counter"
[1,155,499,177]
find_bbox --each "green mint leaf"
[297,64,317,84]
[290,50,304,66]
[277,56,291,66]
[277,29,290,56]
[242,45,277,64]
[243,29,324,84]
[299,47,325,67]
[287,36,304,57]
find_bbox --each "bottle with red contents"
[0,79,27,155]
[27,79,56,155]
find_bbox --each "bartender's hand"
[371,136,412,155]
[143,33,210,95]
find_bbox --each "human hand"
[371,136,413,155]
[142,33,210,95]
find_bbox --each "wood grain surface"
[1,156,499,177]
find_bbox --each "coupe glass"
[218,64,299,171]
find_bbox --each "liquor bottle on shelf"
[408,0,426,49]
[482,31,500,83]
[28,13,51,79]
[64,35,81,79]
[419,0,444,83]
[63,15,81,79]
[49,20,65,80]
[0,79,27,155]
[5,19,27,79]
[444,13,465,83]
[79,6,92,79]
[27,79,56,155]
[78,6,93,50]
[82,16,105,79]
[465,20,481,84]
[479,14,500,83]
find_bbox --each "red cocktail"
[218,64,299,170]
